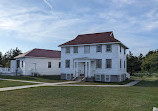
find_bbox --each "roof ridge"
[33,48,61,52]
[78,31,113,36]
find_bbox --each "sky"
[0,0,158,56]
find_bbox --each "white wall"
[10,60,17,72]
[61,43,127,76]
[16,57,61,76]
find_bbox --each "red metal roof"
[15,49,61,59]
[59,32,121,47]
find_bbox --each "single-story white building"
[10,48,61,76]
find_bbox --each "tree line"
[127,49,158,75]
[0,47,22,67]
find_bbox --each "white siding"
[61,43,127,76]
[16,57,61,76]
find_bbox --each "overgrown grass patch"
[70,79,134,85]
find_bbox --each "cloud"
[0,0,157,55]
[43,0,53,10]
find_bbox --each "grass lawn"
[0,75,158,111]
[0,80,35,88]
[0,75,68,83]
[70,79,134,85]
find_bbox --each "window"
[84,46,90,53]
[59,62,61,68]
[105,75,110,81]
[124,61,126,69]
[106,59,112,68]
[124,48,126,55]
[65,47,70,53]
[120,45,122,53]
[22,61,23,68]
[120,59,122,69]
[17,60,20,68]
[95,75,101,81]
[106,44,112,52]
[96,59,102,68]
[48,62,51,68]
[96,45,102,52]
[65,60,70,68]
[73,46,78,53]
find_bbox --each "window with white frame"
[65,47,70,53]
[124,61,126,69]
[22,61,23,68]
[106,59,112,68]
[120,59,122,69]
[73,46,78,53]
[96,45,102,52]
[48,62,51,68]
[59,62,61,68]
[84,45,90,53]
[17,60,20,68]
[105,75,110,81]
[65,60,70,68]
[120,45,122,53]
[96,59,102,68]
[96,75,101,81]
[124,48,126,55]
[106,44,112,52]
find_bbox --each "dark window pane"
[106,59,112,68]
[96,45,102,52]
[48,62,51,68]
[73,47,78,53]
[84,46,90,53]
[65,60,70,68]
[59,62,61,68]
[106,45,112,52]
[65,47,70,53]
[96,59,102,68]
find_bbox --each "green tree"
[141,53,158,73]
[127,52,143,75]
[1,47,22,67]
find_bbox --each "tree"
[141,53,158,73]
[0,47,22,67]
[127,52,143,75]
[12,47,22,59]
[0,51,3,66]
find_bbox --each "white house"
[11,48,61,76]
[59,32,129,82]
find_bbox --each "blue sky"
[0,0,158,56]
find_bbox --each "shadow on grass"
[135,80,158,87]
[0,75,61,81]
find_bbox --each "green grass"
[0,80,35,88]
[0,75,158,111]
[0,75,68,83]
[131,75,158,87]
[70,79,134,85]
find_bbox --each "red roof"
[59,32,121,47]
[15,49,61,59]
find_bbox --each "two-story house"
[59,32,129,82]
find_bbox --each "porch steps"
[73,76,85,82]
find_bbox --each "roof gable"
[15,49,61,59]
[59,32,120,47]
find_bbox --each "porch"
[73,57,96,79]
